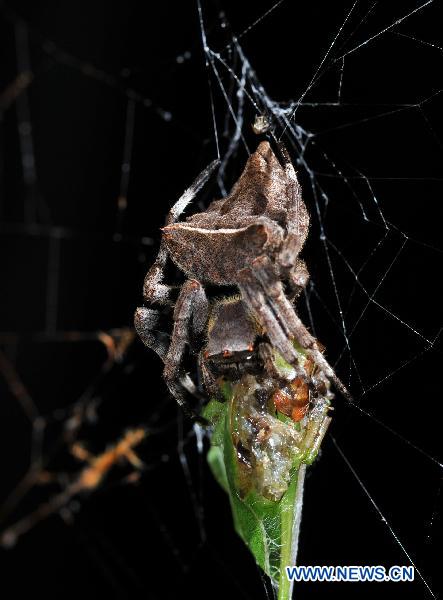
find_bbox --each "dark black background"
[0,1,442,599]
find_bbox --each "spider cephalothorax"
[135,141,350,418]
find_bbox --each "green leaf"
[204,390,306,599]
[203,338,332,600]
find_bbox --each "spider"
[134,141,350,418]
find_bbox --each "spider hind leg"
[238,255,352,402]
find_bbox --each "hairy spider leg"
[135,159,219,418]
[197,350,220,400]
[237,268,300,365]
[163,279,209,418]
[134,307,168,360]
[134,306,202,405]
[258,341,290,379]
[142,159,219,306]
[239,255,352,402]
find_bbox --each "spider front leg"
[135,158,219,413]
[238,255,352,402]
[163,279,209,419]
[142,158,220,307]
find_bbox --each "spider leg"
[135,159,218,415]
[134,307,200,403]
[163,279,209,419]
[142,158,219,306]
[142,244,176,306]
[165,159,220,227]
[237,267,299,365]
[240,255,352,402]
[134,307,169,360]
[258,342,294,381]
[198,350,222,401]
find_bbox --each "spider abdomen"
[162,222,270,285]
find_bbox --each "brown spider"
[135,141,350,418]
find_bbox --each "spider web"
[0,1,442,599]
